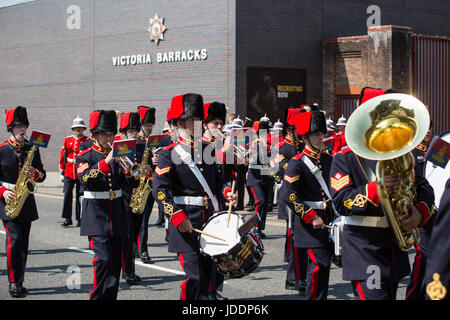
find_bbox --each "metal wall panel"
[412,35,450,135]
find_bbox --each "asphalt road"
[0,187,414,301]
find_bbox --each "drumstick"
[193,228,226,242]
[227,180,236,227]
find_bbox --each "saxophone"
[5,145,37,219]
[130,146,153,214]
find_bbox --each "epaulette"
[165,141,180,151]
[78,147,92,157]
[341,147,353,155]
[277,141,286,148]
[0,140,7,148]
[292,152,304,161]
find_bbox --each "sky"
[0,0,36,8]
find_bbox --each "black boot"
[61,219,73,227]
[140,252,152,264]
[9,283,26,298]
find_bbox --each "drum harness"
[173,144,220,212]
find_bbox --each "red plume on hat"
[5,106,29,132]
[285,108,300,127]
[120,112,141,132]
[203,102,226,124]
[358,87,399,105]
[295,105,327,136]
[137,106,156,124]
[170,93,204,121]
[89,110,118,135]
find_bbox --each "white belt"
[173,196,207,207]
[0,181,15,190]
[66,158,75,163]
[345,215,389,228]
[304,201,328,210]
[249,164,267,170]
[83,190,122,199]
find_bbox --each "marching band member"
[423,178,449,300]
[202,101,229,300]
[153,93,236,300]
[135,106,157,263]
[76,110,127,300]
[0,106,46,298]
[272,107,307,294]
[59,116,89,227]
[117,112,146,285]
[406,121,435,299]
[279,105,333,300]
[246,119,274,238]
[231,117,247,211]
[331,116,347,156]
[330,89,435,300]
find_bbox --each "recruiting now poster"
[247,67,307,124]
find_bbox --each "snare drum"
[198,211,264,279]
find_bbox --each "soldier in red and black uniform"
[330,88,435,300]
[272,107,307,294]
[135,106,157,264]
[153,93,236,300]
[59,117,89,227]
[279,105,334,300]
[76,110,128,300]
[116,112,149,285]
[0,106,46,298]
[246,119,274,238]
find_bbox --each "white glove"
[60,175,65,182]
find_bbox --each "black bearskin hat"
[5,106,29,132]
[295,105,327,136]
[137,106,156,124]
[120,112,141,132]
[170,93,204,121]
[204,102,226,124]
[89,110,118,135]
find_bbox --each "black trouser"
[249,184,273,231]
[178,251,213,300]
[122,211,143,275]
[61,176,81,221]
[352,278,399,300]
[137,197,155,255]
[2,220,31,284]
[209,262,224,296]
[285,226,307,282]
[405,244,427,300]
[88,236,122,300]
[235,165,247,208]
[305,247,330,300]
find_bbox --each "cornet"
[107,142,142,177]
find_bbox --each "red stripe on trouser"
[121,247,125,273]
[293,247,301,280]
[250,187,259,225]
[179,253,187,300]
[3,224,15,283]
[307,248,319,300]
[137,236,142,254]
[405,245,423,300]
[354,280,366,300]
[89,238,97,300]
[285,228,292,256]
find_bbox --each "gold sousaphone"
[346,93,430,251]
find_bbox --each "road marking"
[68,247,186,276]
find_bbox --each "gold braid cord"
[82,169,100,182]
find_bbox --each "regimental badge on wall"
[148,14,167,45]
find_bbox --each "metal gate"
[336,95,359,119]
[412,34,450,135]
